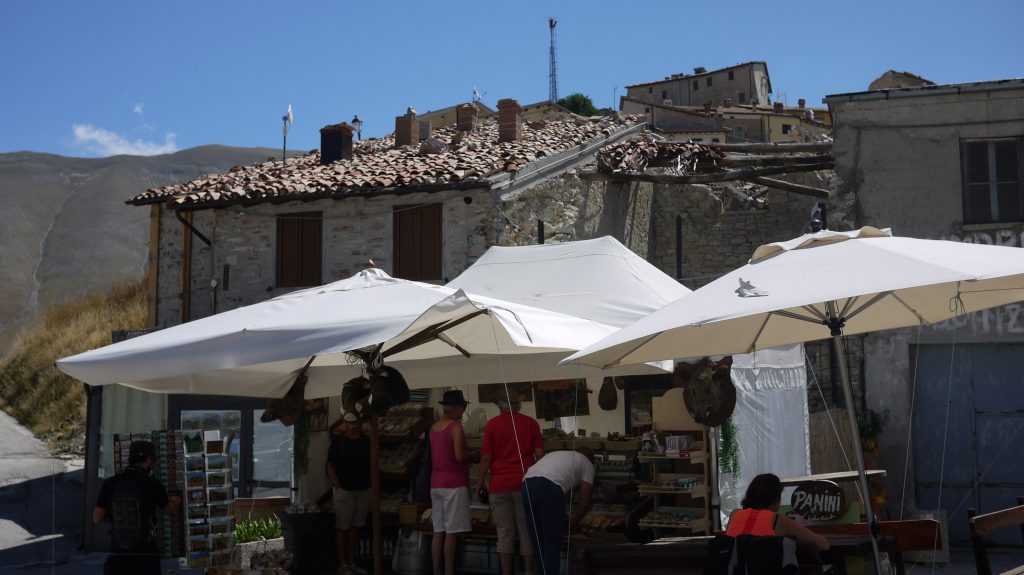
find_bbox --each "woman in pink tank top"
[429,390,473,575]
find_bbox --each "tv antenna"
[472,86,486,103]
[548,18,558,102]
[281,104,294,165]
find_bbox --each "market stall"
[60,237,694,575]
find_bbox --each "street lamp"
[351,115,363,140]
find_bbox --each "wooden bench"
[968,497,1024,575]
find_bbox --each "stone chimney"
[497,99,522,142]
[457,103,479,132]
[419,120,432,141]
[773,102,785,112]
[319,123,354,165]
[798,98,806,108]
[395,107,419,147]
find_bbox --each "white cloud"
[133,102,144,115]
[72,124,178,156]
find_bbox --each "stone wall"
[649,172,828,289]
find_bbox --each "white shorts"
[333,487,371,530]
[430,487,471,533]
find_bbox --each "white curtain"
[99,384,167,477]
[719,344,810,526]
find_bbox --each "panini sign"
[791,480,847,521]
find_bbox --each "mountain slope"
[0,145,294,357]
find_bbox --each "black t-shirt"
[96,467,169,553]
[327,434,372,491]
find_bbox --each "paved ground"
[0,408,1020,574]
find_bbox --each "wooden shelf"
[638,484,707,498]
[637,451,705,464]
[638,520,708,534]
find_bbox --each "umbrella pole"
[370,415,383,575]
[831,328,884,573]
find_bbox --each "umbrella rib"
[772,308,825,326]
[748,314,773,353]
[437,333,472,358]
[838,295,860,318]
[602,332,661,370]
[801,305,827,322]
[888,292,929,325]
[844,291,893,322]
[382,309,489,358]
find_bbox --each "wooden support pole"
[746,176,831,199]
[710,142,833,153]
[578,162,834,185]
[717,153,834,167]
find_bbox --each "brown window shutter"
[393,204,442,281]
[276,212,322,287]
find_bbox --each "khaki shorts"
[333,487,371,530]
[490,490,532,556]
[430,487,471,533]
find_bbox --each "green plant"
[719,416,740,477]
[557,93,599,116]
[856,408,883,440]
[293,415,309,476]
[234,516,283,543]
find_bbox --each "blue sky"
[1,0,1021,157]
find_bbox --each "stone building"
[867,69,935,91]
[130,102,650,329]
[826,77,1024,543]
[625,61,773,108]
[620,95,830,144]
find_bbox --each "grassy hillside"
[0,278,146,453]
[0,145,296,357]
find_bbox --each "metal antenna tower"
[548,18,558,102]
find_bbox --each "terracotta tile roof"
[130,115,643,207]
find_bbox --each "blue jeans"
[521,477,564,575]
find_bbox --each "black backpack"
[109,473,147,550]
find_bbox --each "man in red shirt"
[476,392,544,575]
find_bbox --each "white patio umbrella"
[58,267,667,398]
[564,226,1024,570]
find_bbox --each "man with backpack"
[93,440,180,575]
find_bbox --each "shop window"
[276,211,322,288]
[782,123,793,135]
[394,203,442,280]
[171,397,293,498]
[961,139,1024,224]
[712,138,721,143]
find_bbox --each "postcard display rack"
[181,429,235,569]
[112,431,185,557]
[636,429,710,534]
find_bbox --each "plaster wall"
[829,84,1024,518]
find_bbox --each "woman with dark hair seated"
[726,473,830,551]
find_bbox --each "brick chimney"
[798,98,806,108]
[456,103,479,132]
[497,99,523,142]
[395,107,419,147]
[319,123,354,165]
[419,120,432,141]
[773,102,785,112]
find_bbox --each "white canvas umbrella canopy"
[447,236,691,328]
[565,226,1024,569]
[57,268,661,399]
